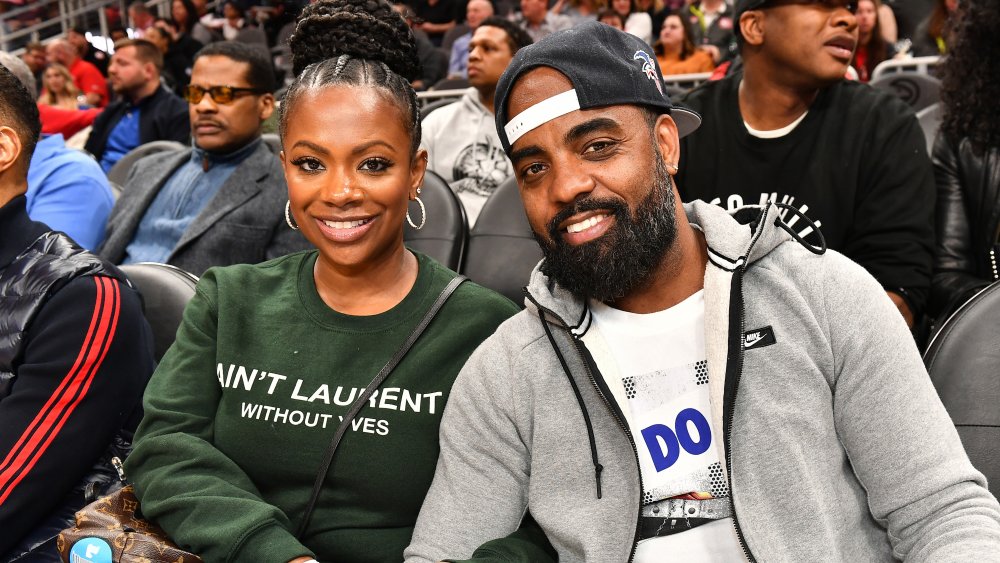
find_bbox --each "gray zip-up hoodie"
[405,200,1000,562]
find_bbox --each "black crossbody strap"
[296,275,467,537]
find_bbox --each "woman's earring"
[407,197,426,230]
[666,163,679,174]
[285,200,299,230]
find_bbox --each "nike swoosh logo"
[744,333,764,348]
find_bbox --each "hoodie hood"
[524,200,811,325]
[460,87,491,117]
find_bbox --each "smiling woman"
[121,1,520,561]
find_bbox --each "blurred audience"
[612,0,653,44]
[685,0,736,64]
[20,42,47,93]
[0,61,153,560]
[553,0,601,25]
[677,0,934,329]
[145,25,190,93]
[394,3,448,90]
[128,1,157,36]
[67,26,109,75]
[45,39,108,107]
[655,9,715,75]
[413,0,460,46]
[220,2,247,40]
[0,51,112,250]
[447,0,493,79]
[930,0,1000,321]
[173,0,215,48]
[513,0,573,42]
[38,63,80,110]
[851,0,895,82]
[597,8,626,30]
[85,39,190,173]
[98,42,308,275]
[421,17,532,224]
[912,0,956,56]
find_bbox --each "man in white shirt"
[404,21,1000,563]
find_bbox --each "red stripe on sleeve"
[0,277,122,504]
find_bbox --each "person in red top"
[45,39,108,107]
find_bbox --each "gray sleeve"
[823,253,1000,561]
[404,333,532,563]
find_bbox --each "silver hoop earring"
[406,197,426,230]
[285,200,299,230]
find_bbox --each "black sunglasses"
[182,84,268,105]
[759,0,858,14]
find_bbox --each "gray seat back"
[462,177,543,305]
[404,170,468,271]
[120,263,199,362]
[924,281,1000,495]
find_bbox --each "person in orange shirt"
[655,9,715,75]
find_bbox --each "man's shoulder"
[823,80,916,121]
[678,74,735,111]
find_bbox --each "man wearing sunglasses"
[85,39,190,173]
[676,0,935,335]
[98,41,309,276]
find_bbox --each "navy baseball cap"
[494,20,701,155]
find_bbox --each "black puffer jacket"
[930,132,1000,320]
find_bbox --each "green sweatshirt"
[125,250,519,563]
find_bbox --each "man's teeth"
[323,218,369,229]
[566,214,607,234]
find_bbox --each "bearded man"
[404,21,1000,563]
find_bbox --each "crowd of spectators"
[0,0,996,558]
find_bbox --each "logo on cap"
[632,50,663,94]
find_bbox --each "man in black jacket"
[84,39,190,173]
[676,0,934,328]
[0,64,156,559]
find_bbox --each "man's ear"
[740,11,765,47]
[654,114,680,170]
[258,93,276,122]
[0,126,23,175]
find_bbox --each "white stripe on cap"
[504,89,581,145]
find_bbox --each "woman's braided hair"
[281,0,423,155]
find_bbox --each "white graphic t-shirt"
[585,291,744,561]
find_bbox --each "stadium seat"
[404,170,468,271]
[106,140,186,187]
[870,72,941,112]
[916,102,942,156]
[461,177,542,306]
[120,263,199,362]
[432,77,470,91]
[420,98,458,118]
[923,281,1000,496]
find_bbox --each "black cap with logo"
[493,21,701,154]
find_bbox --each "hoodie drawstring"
[537,311,604,499]
[773,202,828,255]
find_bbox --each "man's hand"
[887,291,914,328]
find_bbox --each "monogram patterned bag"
[56,482,202,563]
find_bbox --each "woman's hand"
[288,557,316,563]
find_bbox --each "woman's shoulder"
[200,251,313,294]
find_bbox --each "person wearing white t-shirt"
[405,21,1000,563]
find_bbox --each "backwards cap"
[494,21,701,154]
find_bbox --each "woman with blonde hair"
[38,64,79,110]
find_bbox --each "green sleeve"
[124,271,313,563]
[450,515,558,563]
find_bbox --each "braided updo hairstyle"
[281,0,423,155]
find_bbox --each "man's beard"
[533,158,678,303]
